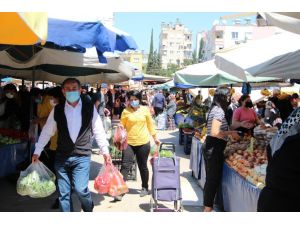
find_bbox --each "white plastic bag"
[17,161,56,198]
[103,117,112,140]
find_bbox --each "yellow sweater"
[121,106,156,146]
[37,95,58,151]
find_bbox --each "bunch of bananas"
[261,88,271,96]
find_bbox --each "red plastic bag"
[94,164,112,194]
[149,145,159,165]
[113,125,128,151]
[94,164,128,197]
[108,165,129,197]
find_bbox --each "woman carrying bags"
[202,87,240,212]
[115,90,160,201]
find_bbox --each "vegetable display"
[16,162,56,198]
[0,134,21,145]
[224,135,271,189]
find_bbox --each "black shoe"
[51,198,59,209]
[114,194,125,201]
[140,188,149,197]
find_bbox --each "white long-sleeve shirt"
[34,99,109,156]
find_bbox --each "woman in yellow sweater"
[116,90,160,201]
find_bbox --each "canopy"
[215,32,300,80]
[259,12,300,35]
[174,60,276,87]
[152,80,175,90]
[0,12,47,45]
[46,18,138,63]
[0,46,135,84]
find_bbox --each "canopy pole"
[22,79,25,89]
[42,81,45,90]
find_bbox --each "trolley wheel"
[150,198,154,212]
[178,200,184,212]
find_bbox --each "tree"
[146,29,154,73]
[183,59,193,67]
[198,38,204,62]
[192,49,197,64]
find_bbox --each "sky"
[114,12,256,53]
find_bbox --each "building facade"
[121,50,144,71]
[202,18,284,61]
[159,20,193,69]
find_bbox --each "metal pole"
[22,78,25,89]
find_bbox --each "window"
[170,42,173,46]
[215,31,224,39]
[245,32,253,40]
[170,50,174,54]
[231,32,238,39]
[163,50,167,56]
[132,57,140,63]
[177,51,180,54]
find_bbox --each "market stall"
[190,126,278,211]
[0,129,29,177]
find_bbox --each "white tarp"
[0,47,135,84]
[215,31,300,80]
[260,12,300,35]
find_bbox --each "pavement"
[0,129,204,212]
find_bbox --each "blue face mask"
[35,98,42,104]
[66,91,80,103]
[130,100,139,108]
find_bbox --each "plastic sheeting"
[222,163,261,212]
[0,142,28,177]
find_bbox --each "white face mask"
[49,99,57,107]
[5,93,14,99]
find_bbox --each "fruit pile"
[224,136,268,189]
[0,134,21,145]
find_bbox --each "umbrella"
[215,32,300,80]
[0,12,47,45]
[259,12,300,35]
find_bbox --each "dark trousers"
[120,142,150,189]
[154,107,163,116]
[257,187,300,212]
[202,136,227,208]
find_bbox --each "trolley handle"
[159,142,176,152]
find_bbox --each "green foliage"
[198,38,204,62]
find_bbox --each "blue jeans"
[55,154,93,212]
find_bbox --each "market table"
[190,137,261,212]
[0,142,28,177]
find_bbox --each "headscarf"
[270,107,300,156]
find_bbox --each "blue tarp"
[222,163,261,212]
[174,81,197,89]
[0,142,28,177]
[47,18,138,63]
[131,74,144,81]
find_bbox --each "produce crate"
[109,146,137,181]
[183,132,193,155]
[179,128,184,145]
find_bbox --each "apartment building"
[159,19,193,69]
